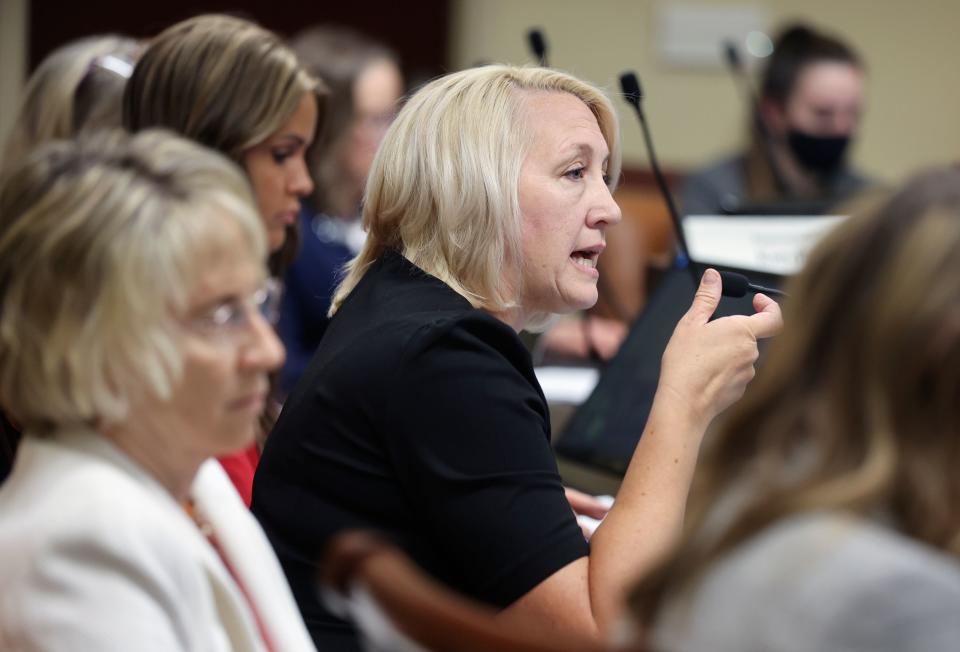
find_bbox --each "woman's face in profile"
[243,93,318,252]
[137,224,285,457]
[515,91,621,319]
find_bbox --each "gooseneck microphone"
[618,71,785,300]
[527,29,548,67]
[618,72,699,287]
[722,40,791,198]
[718,271,788,298]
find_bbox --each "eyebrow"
[560,142,611,167]
[272,134,308,147]
[187,293,241,319]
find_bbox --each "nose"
[587,178,622,229]
[832,110,858,136]
[289,156,314,198]
[240,312,286,373]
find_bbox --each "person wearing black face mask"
[681,24,872,216]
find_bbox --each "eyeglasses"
[184,279,282,342]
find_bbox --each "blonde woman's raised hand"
[657,268,783,426]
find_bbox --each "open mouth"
[571,249,600,270]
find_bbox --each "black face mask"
[787,130,851,174]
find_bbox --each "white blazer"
[0,429,316,651]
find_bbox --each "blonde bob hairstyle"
[0,129,265,434]
[1,34,139,172]
[630,165,960,623]
[329,65,621,317]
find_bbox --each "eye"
[602,173,612,187]
[200,300,246,330]
[564,166,586,180]
[271,149,294,165]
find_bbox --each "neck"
[488,306,527,333]
[101,419,202,501]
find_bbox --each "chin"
[564,288,599,312]
[268,232,286,253]
[218,426,258,454]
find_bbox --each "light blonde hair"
[0,129,265,433]
[329,65,621,317]
[123,13,325,273]
[1,34,139,172]
[630,166,960,624]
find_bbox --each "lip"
[278,211,298,227]
[572,243,606,256]
[229,391,267,413]
[570,243,604,278]
[570,257,600,278]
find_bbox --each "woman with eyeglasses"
[123,13,325,503]
[0,129,314,651]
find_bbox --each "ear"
[758,98,787,138]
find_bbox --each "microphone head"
[619,72,643,108]
[527,29,547,61]
[723,40,743,71]
[718,271,750,298]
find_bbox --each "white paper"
[534,366,600,405]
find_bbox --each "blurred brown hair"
[631,165,960,624]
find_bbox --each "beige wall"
[0,0,28,150]
[450,0,960,183]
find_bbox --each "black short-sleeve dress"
[252,248,588,650]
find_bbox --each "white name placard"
[683,215,846,276]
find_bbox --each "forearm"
[497,271,781,639]
[586,391,709,630]
[497,396,710,641]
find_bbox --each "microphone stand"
[618,72,700,287]
[619,72,784,300]
[527,29,549,67]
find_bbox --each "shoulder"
[655,512,960,652]
[388,309,544,414]
[328,250,534,384]
[683,155,745,188]
[400,309,529,367]
[680,154,746,214]
[0,436,203,575]
[0,437,217,650]
[830,165,875,196]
